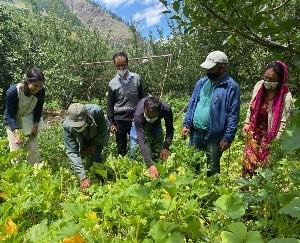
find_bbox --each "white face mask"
[264,80,278,90]
[144,113,158,123]
[74,123,88,133]
[117,69,128,78]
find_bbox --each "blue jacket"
[183,74,240,143]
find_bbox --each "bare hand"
[110,124,117,134]
[14,129,22,144]
[181,127,190,140]
[80,177,91,189]
[220,140,230,151]
[160,149,170,161]
[31,123,39,137]
[242,124,250,135]
[83,144,97,156]
[148,165,159,179]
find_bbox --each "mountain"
[63,0,134,47]
[0,0,135,47]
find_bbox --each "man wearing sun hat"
[63,103,109,189]
[182,51,240,177]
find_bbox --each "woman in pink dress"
[242,61,293,177]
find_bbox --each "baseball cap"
[65,103,87,127]
[200,51,228,69]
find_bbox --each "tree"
[160,0,300,55]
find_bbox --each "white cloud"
[142,0,157,5]
[133,3,166,27]
[98,0,135,8]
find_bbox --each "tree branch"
[260,0,291,14]
[198,1,300,55]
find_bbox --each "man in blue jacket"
[182,51,240,177]
[63,103,109,189]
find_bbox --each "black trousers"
[115,120,132,156]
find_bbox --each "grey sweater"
[107,72,144,124]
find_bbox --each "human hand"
[110,124,117,134]
[83,144,97,156]
[80,177,91,189]
[181,127,190,140]
[148,165,159,179]
[242,124,250,135]
[220,140,230,151]
[31,123,39,137]
[160,149,170,161]
[13,129,23,144]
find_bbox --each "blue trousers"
[130,123,163,160]
[115,120,138,158]
[189,128,222,177]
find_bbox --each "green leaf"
[213,194,245,219]
[228,222,247,239]
[220,231,242,243]
[24,219,48,241]
[245,231,263,243]
[173,1,180,13]
[159,0,168,7]
[164,231,185,243]
[148,220,178,241]
[269,238,300,243]
[280,197,300,219]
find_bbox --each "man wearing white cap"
[63,103,109,189]
[182,51,240,177]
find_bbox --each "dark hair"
[144,96,161,112]
[113,51,128,64]
[25,67,45,83]
[264,62,284,83]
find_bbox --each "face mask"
[264,81,278,90]
[117,69,128,78]
[207,72,218,81]
[74,123,88,133]
[144,113,158,123]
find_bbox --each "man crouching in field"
[63,103,109,189]
[133,96,174,179]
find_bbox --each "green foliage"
[281,97,300,155]
[0,2,110,109]
[161,0,300,55]
[213,194,245,219]
[220,222,263,243]
[0,100,299,241]
[280,197,300,219]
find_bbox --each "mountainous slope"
[63,0,134,47]
[0,0,134,47]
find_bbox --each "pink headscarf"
[250,61,289,142]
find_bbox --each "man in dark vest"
[107,52,144,157]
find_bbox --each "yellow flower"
[159,214,166,220]
[88,211,97,221]
[4,218,17,236]
[162,189,171,200]
[63,234,86,243]
[168,174,176,182]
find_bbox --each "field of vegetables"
[0,98,299,242]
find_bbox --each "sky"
[94,0,171,39]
